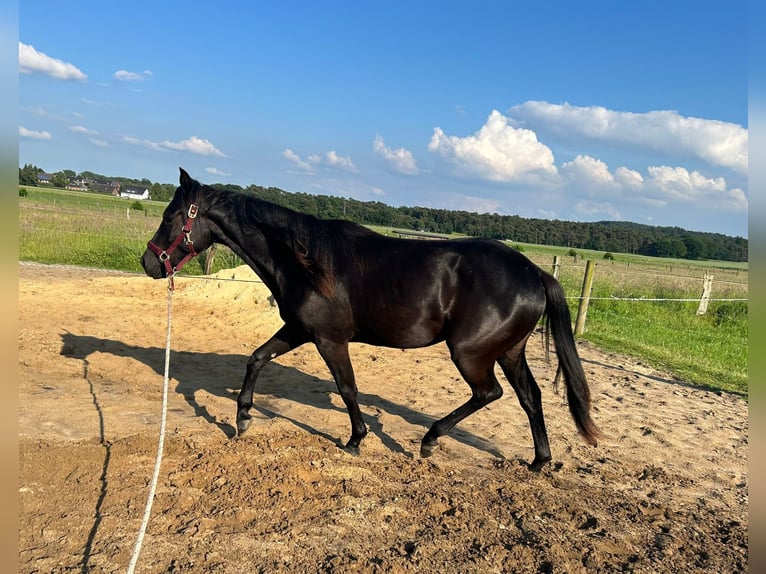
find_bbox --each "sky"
[18,1,748,238]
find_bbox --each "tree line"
[19,163,748,262]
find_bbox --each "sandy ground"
[18,263,748,573]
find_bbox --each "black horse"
[141,169,599,470]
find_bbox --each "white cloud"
[646,165,728,202]
[282,148,314,171]
[19,42,87,81]
[122,134,225,157]
[373,135,419,175]
[508,101,748,174]
[205,167,230,177]
[282,148,358,173]
[325,150,357,172]
[68,125,97,136]
[452,195,502,214]
[726,188,748,207]
[428,109,557,182]
[654,167,750,212]
[81,98,113,108]
[536,208,558,219]
[21,105,49,117]
[19,126,52,140]
[284,149,357,172]
[122,135,166,152]
[556,151,746,214]
[561,155,616,188]
[114,69,152,81]
[160,136,226,157]
[89,138,109,148]
[421,191,502,215]
[614,166,644,188]
[573,200,622,220]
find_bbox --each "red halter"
[146,203,200,284]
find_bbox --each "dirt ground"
[18,262,748,573]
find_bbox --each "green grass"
[19,186,227,275]
[577,290,747,395]
[19,186,748,395]
[544,258,748,395]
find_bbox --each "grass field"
[19,186,748,395]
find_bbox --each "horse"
[141,168,599,471]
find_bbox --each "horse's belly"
[354,307,445,349]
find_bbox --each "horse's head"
[141,168,214,279]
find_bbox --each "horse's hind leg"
[421,349,503,457]
[237,323,309,436]
[497,347,552,471]
[315,338,367,455]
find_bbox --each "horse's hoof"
[528,457,551,472]
[237,417,251,436]
[420,442,437,458]
[343,444,361,457]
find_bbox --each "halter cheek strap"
[147,203,200,282]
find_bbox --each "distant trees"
[236,187,748,262]
[51,172,69,188]
[18,164,67,188]
[18,164,42,186]
[150,182,176,202]
[18,163,748,262]
[638,237,683,259]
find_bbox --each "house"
[66,177,88,191]
[37,172,54,185]
[87,179,120,195]
[120,185,151,200]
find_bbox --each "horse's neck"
[206,200,294,295]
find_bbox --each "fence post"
[551,255,561,279]
[202,243,218,275]
[574,260,596,336]
[697,274,714,315]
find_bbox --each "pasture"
[18,186,748,395]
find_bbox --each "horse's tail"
[540,270,600,446]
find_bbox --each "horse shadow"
[59,332,505,459]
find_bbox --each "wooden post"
[202,243,218,275]
[574,260,596,336]
[697,274,714,315]
[552,255,561,279]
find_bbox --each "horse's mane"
[206,186,375,297]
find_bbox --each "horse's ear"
[179,167,196,191]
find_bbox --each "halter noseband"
[147,203,200,280]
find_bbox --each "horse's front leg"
[315,339,367,455]
[237,323,308,436]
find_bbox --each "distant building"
[37,172,54,185]
[66,177,88,191]
[87,179,120,195]
[120,185,151,200]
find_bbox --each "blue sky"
[19,1,748,238]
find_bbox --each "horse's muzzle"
[140,249,165,279]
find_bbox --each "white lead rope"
[127,278,174,573]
